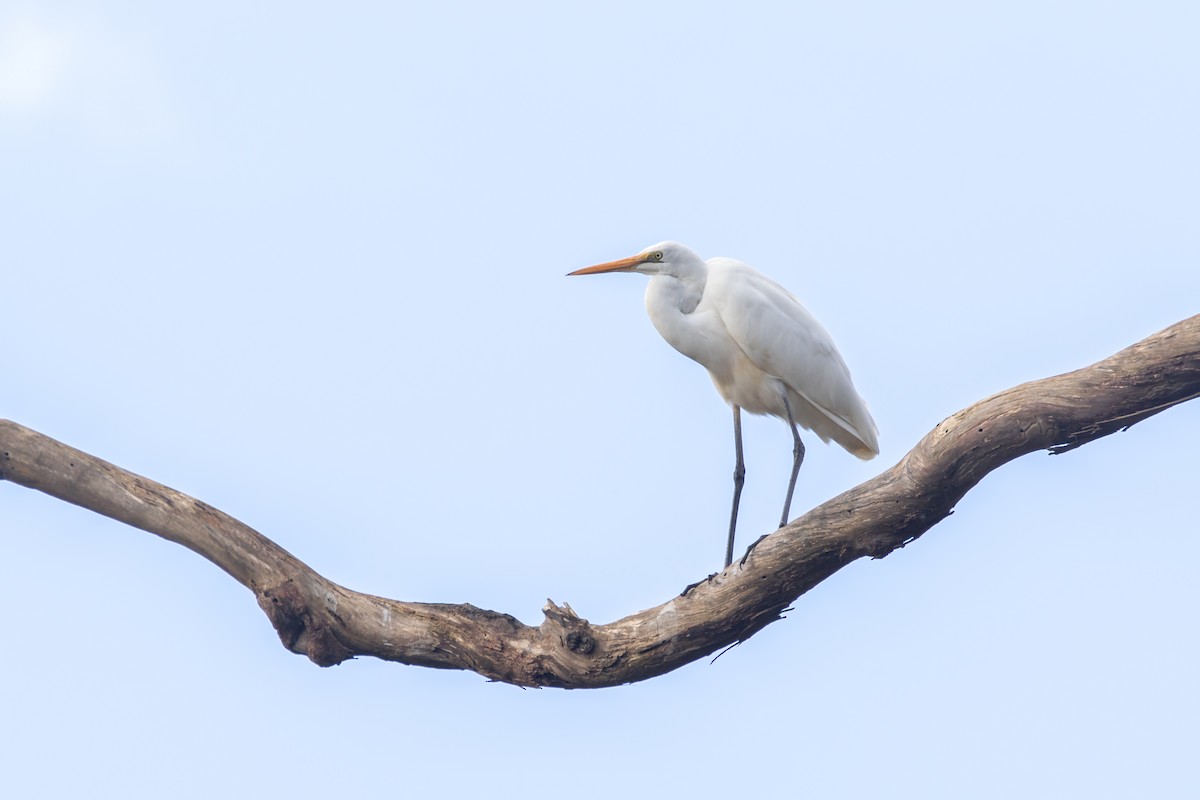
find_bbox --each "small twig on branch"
[2,315,1198,688]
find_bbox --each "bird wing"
[705,258,879,455]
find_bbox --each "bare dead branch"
[2,315,1198,687]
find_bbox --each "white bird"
[568,241,879,568]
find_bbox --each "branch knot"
[259,580,354,668]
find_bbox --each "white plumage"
[569,241,878,566]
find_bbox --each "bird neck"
[643,270,711,363]
[645,270,705,317]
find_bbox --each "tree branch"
[3,315,1198,687]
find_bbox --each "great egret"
[568,241,879,568]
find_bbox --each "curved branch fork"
[3,316,1198,688]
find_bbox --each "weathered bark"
[2,315,1198,687]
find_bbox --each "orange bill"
[567,253,647,276]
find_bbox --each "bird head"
[568,241,700,277]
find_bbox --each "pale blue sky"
[3,2,1198,797]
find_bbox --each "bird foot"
[738,533,771,566]
[680,572,718,597]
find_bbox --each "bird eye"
[652,251,664,261]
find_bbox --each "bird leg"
[778,394,805,528]
[724,405,745,568]
[739,396,806,568]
